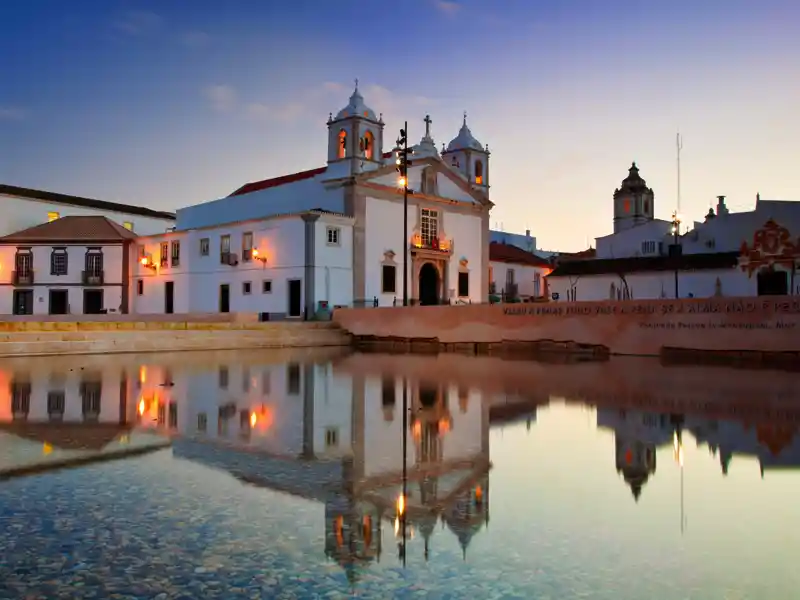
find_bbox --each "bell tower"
[326,80,384,176]
[613,162,655,233]
[441,111,490,195]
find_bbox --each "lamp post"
[671,211,682,299]
[395,125,414,306]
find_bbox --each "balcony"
[12,270,34,285]
[409,229,453,255]
[82,270,104,286]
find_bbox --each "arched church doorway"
[757,269,788,296]
[418,263,439,305]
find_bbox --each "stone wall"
[333,296,800,357]
[0,322,351,357]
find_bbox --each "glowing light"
[140,257,148,266]
[475,175,483,185]
[138,399,145,415]
[252,248,259,258]
[42,442,53,455]
[139,366,147,384]
[396,494,405,516]
[398,177,407,188]
[394,517,400,536]
[673,431,685,467]
[475,485,483,503]
[412,421,422,439]
[250,412,257,428]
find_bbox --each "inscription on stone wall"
[502,299,800,318]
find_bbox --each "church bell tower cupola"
[442,111,489,193]
[613,162,655,234]
[327,80,385,176]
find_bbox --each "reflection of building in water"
[0,363,130,425]
[154,361,492,575]
[687,417,800,476]
[597,408,678,501]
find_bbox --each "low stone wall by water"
[333,296,800,359]
[0,321,351,357]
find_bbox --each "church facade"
[131,85,493,316]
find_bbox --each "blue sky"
[1,0,798,250]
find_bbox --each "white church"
[130,84,493,317]
[547,162,800,301]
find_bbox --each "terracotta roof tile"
[0,216,138,243]
[228,151,396,198]
[489,242,551,267]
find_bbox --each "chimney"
[716,195,729,217]
[525,229,530,237]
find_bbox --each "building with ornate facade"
[547,163,800,301]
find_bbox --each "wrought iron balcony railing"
[82,270,104,285]
[409,229,453,253]
[12,270,34,285]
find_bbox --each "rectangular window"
[197,413,208,433]
[50,248,68,276]
[326,226,340,246]
[160,242,169,267]
[218,366,229,389]
[47,390,65,421]
[168,402,178,428]
[262,280,272,294]
[85,251,103,275]
[14,250,33,275]
[137,279,144,295]
[242,232,253,261]
[242,367,251,392]
[458,271,469,297]
[262,370,271,395]
[123,221,134,231]
[287,363,301,395]
[243,281,252,295]
[381,264,396,294]
[220,235,231,263]
[171,240,180,267]
[11,382,31,418]
[80,381,102,422]
[381,377,396,406]
[199,238,210,256]
[420,208,438,246]
[47,211,60,222]
[641,240,656,255]
[325,427,339,448]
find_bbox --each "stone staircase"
[0,321,352,357]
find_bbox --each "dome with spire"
[616,162,652,195]
[334,81,378,122]
[446,112,485,152]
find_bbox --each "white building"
[168,85,493,310]
[488,241,551,300]
[0,183,176,237]
[547,163,800,301]
[130,210,354,317]
[0,216,137,315]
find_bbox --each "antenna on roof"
[676,132,683,214]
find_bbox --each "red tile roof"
[228,151,395,198]
[0,216,138,243]
[489,242,551,267]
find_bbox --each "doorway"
[165,281,174,314]
[12,290,33,315]
[418,263,439,306]
[757,269,788,296]
[288,279,302,318]
[49,290,68,315]
[219,284,230,313]
[83,289,104,314]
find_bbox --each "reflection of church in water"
[598,407,800,501]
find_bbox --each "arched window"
[474,160,484,185]
[623,198,631,213]
[363,130,374,160]
[337,130,347,159]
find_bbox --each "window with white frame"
[420,208,438,246]
[326,226,340,246]
[242,232,253,261]
[199,238,210,256]
[50,248,68,275]
[641,240,657,255]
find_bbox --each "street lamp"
[395,124,415,306]
[671,211,682,299]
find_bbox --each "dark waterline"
[1,349,798,599]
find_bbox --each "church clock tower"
[613,162,655,233]
[326,81,385,176]
[442,112,490,196]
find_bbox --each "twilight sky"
[1,0,798,251]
